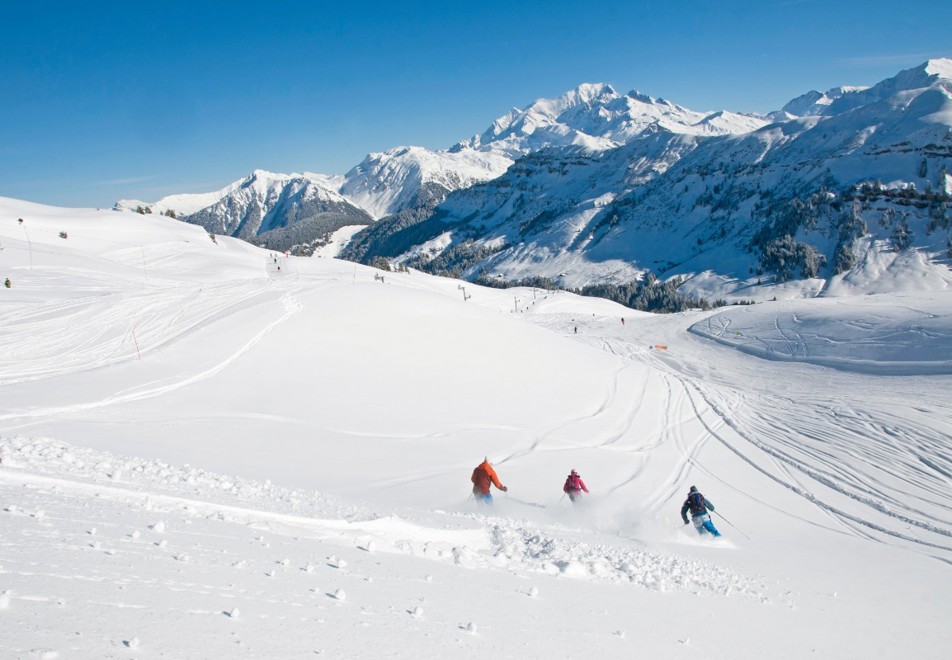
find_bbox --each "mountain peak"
[571,82,618,102]
[887,57,952,91]
[779,58,952,118]
[820,58,952,115]
[780,87,859,117]
[627,90,657,104]
[525,82,620,117]
[248,168,289,182]
[922,57,952,81]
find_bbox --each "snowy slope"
[1,199,950,659]
[339,146,512,220]
[776,85,868,119]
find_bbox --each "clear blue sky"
[1,0,949,207]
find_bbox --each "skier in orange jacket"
[471,458,507,505]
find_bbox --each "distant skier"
[563,469,589,502]
[471,458,507,505]
[680,485,721,537]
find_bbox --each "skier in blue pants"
[680,485,721,536]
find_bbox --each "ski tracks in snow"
[0,288,306,424]
[536,312,952,558]
[636,373,722,516]
[0,437,777,608]
[683,379,952,552]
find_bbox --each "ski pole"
[713,510,750,540]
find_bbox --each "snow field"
[0,436,784,659]
[0,436,767,599]
[689,292,952,374]
[2,200,951,658]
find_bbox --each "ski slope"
[1,198,950,659]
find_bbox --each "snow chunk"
[29,650,58,660]
[452,546,477,568]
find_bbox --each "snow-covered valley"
[1,198,950,659]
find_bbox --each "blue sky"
[1,0,949,207]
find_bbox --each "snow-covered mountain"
[777,59,952,119]
[339,146,512,220]
[336,83,766,222]
[346,59,952,301]
[117,170,371,254]
[775,85,868,119]
[118,60,951,296]
[463,83,768,157]
[119,81,767,252]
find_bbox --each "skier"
[562,469,589,502]
[471,457,507,506]
[680,485,721,536]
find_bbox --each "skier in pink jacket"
[563,469,589,502]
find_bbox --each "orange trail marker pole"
[131,326,142,361]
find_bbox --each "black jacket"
[681,493,714,523]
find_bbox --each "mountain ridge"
[339,59,952,302]
[117,59,952,296]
